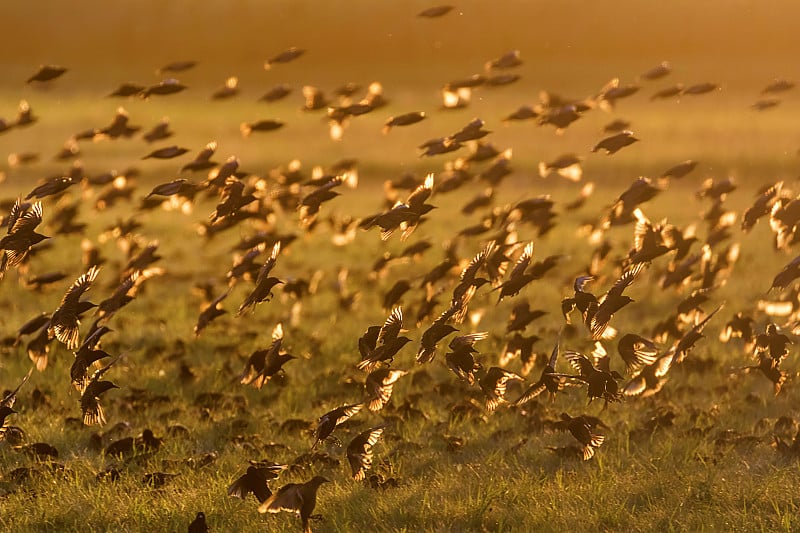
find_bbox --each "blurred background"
[1,0,799,185]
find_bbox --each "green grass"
[3,2,800,532]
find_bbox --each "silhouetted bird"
[80,356,120,426]
[260,84,292,102]
[258,475,330,533]
[560,350,623,407]
[617,333,659,373]
[70,325,112,392]
[228,462,286,503]
[739,354,787,395]
[264,47,305,69]
[182,142,219,172]
[591,131,639,155]
[754,323,792,363]
[417,5,454,17]
[313,403,362,448]
[241,119,284,136]
[237,242,283,315]
[1,368,32,441]
[188,512,209,533]
[142,118,173,143]
[514,335,564,405]
[589,263,646,340]
[143,79,187,97]
[479,367,524,411]
[194,290,229,336]
[559,413,606,460]
[639,61,672,81]
[240,323,296,389]
[212,76,239,100]
[108,82,145,98]
[27,65,67,83]
[1,200,48,278]
[383,111,426,133]
[445,332,488,385]
[417,305,458,364]
[157,60,196,73]
[104,428,163,456]
[623,351,673,398]
[142,146,190,160]
[684,82,719,95]
[365,368,407,411]
[347,427,385,480]
[48,266,99,350]
[671,305,722,365]
[650,84,684,100]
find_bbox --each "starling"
[670,305,722,365]
[762,78,795,94]
[347,427,385,480]
[479,367,524,411]
[770,254,800,291]
[157,60,196,73]
[538,153,583,181]
[264,47,305,69]
[559,350,623,406]
[143,79,187,97]
[301,86,330,111]
[27,65,67,83]
[617,333,659,373]
[495,242,535,302]
[639,61,672,81]
[740,354,787,396]
[588,262,646,341]
[313,403,363,449]
[417,305,459,364]
[684,82,719,95]
[240,323,296,389]
[559,413,606,460]
[1,200,48,277]
[143,146,190,160]
[485,50,522,71]
[650,84,684,100]
[241,119,284,137]
[260,84,292,102]
[754,323,792,364]
[105,428,163,457]
[188,512,209,533]
[142,118,173,143]
[358,307,405,368]
[591,131,639,155]
[623,351,673,398]
[237,242,283,316]
[48,266,100,350]
[108,82,145,98]
[365,368,407,411]
[212,76,239,100]
[417,5,454,17]
[445,332,488,385]
[503,105,538,122]
[383,111,426,134]
[194,290,229,336]
[182,142,219,173]
[1,368,33,441]
[258,475,330,533]
[80,356,121,426]
[228,462,286,503]
[70,325,113,392]
[514,335,564,405]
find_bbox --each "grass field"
[2,2,800,532]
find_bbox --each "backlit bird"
[49,266,100,350]
[258,475,330,533]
